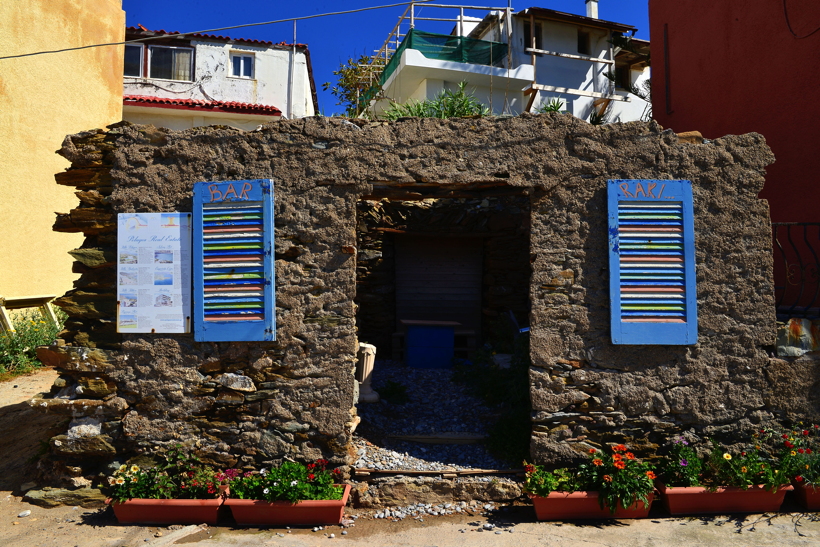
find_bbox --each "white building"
[371,2,650,122]
[123,26,318,130]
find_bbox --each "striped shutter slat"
[608,180,697,345]
[193,180,276,342]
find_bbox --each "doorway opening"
[353,188,532,472]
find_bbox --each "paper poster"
[117,213,192,333]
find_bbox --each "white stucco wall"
[123,40,314,120]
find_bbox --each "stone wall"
[35,114,818,478]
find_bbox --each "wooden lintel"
[525,47,614,65]
[530,83,628,102]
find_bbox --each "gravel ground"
[352,359,514,472]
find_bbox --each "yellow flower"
[723,453,732,460]
[130,465,140,473]
[119,464,127,472]
[741,466,747,473]
[792,451,798,456]
[108,477,115,485]
[115,477,125,485]
[807,465,811,470]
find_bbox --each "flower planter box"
[107,497,224,525]
[656,483,792,515]
[793,482,820,511]
[225,484,351,526]
[529,491,653,520]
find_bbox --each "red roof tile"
[123,95,282,116]
[125,27,308,49]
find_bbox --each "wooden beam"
[530,83,629,102]
[525,47,614,65]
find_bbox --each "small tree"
[322,55,385,118]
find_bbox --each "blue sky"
[122,0,650,115]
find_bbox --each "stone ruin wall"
[33,114,820,479]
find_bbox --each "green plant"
[657,436,703,487]
[0,309,66,374]
[105,445,221,503]
[227,460,343,503]
[322,54,385,118]
[524,444,656,514]
[704,439,788,490]
[382,81,490,120]
[588,106,610,125]
[536,98,564,113]
[378,380,409,404]
[776,424,820,489]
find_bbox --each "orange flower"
[592,459,603,466]
[588,448,597,454]
[612,444,627,452]
[646,471,656,480]
[625,452,635,460]
[613,454,623,461]
[614,461,626,470]
[603,475,613,482]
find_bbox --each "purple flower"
[679,459,689,467]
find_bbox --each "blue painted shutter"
[193,179,275,342]
[608,179,697,345]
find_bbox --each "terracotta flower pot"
[792,481,820,510]
[529,491,653,520]
[656,482,792,515]
[225,484,351,526]
[107,497,224,525]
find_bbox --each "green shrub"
[382,81,490,120]
[0,309,66,374]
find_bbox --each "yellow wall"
[0,0,124,300]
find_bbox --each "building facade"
[123,27,318,130]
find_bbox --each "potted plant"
[105,445,226,525]
[656,436,792,515]
[524,444,656,520]
[224,459,349,526]
[779,424,820,510]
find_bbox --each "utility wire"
[0,0,437,61]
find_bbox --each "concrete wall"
[37,115,807,477]
[0,0,124,298]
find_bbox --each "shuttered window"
[193,179,275,342]
[608,179,697,345]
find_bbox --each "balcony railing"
[773,223,820,318]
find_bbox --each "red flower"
[785,441,794,448]
[646,471,656,480]
[741,452,746,456]
[614,461,626,470]
[796,476,805,482]
[603,475,612,482]
[805,430,811,436]
[613,454,623,461]
[525,465,535,474]
[612,444,627,452]
[808,449,814,454]
[592,459,603,466]
[799,448,805,454]
[307,463,316,470]
[625,452,635,460]
[588,448,597,454]
[783,434,790,439]
[308,473,315,480]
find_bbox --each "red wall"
[649,0,820,222]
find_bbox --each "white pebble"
[18,510,31,518]
[330,533,335,538]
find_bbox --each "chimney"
[586,0,599,19]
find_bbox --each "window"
[149,45,194,81]
[608,179,697,345]
[193,179,276,342]
[578,29,591,55]
[231,54,254,79]
[614,65,631,90]
[124,44,143,77]
[523,21,543,50]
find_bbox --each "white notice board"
[117,213,191,333]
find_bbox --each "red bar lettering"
[634,182,646,198]
[208,185,223,202]
[657,183,666,198]
[646,182,657,198]
[223,184,239,200]
[239,182,252,199]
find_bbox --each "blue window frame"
[608,179,697,345]
[193,179,275,342]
